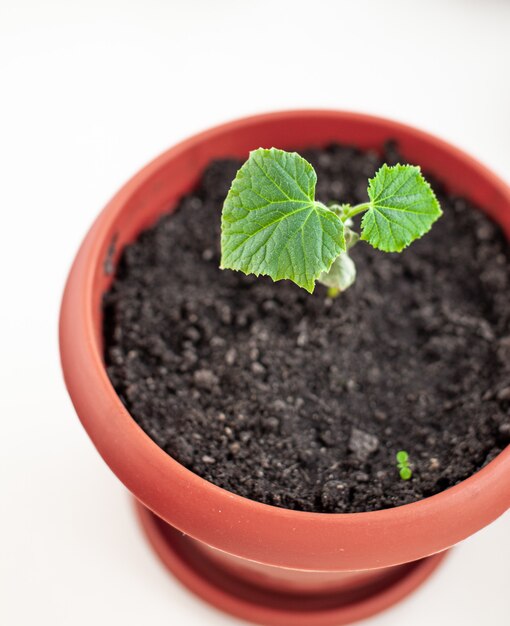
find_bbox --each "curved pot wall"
[60,110,510,625]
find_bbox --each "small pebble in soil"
[348,428,379,461]
[193,369,219,390]
[429,457,441,471]
[496,387,510,402]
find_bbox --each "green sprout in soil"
[396,450,413,480]
[220,148,442,293]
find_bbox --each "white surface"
[1,1,509,625]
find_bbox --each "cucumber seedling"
[220,148,442,293]
[396,450,413,480]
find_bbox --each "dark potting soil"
[104,142,510,513]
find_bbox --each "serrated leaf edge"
[220,148,346,293]
[360,163,442,252]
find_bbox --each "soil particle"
[348,428,379,462]
[498,423,510,444]
[104,142,509,513]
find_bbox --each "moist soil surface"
[104,142,510,513]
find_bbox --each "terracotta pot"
[60,110,510,626]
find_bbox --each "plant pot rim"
[60,109,510,571]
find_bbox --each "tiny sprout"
[396,450,412,480]
[220,148,442,293]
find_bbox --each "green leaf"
[400,467,412,480]
[220,148,345,293]
[396,450,409,464]
[361,164,442,252]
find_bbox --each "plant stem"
[341,202,371,221]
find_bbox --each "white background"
[1,1,509,625]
